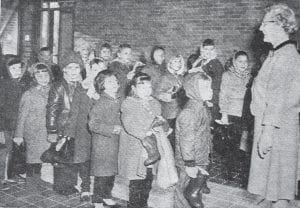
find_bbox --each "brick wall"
[74,0,300,65]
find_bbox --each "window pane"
[40,11,49,47]
[50,2,59,9]
[52,10,60,63]
[42,2,49,9]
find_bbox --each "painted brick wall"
[74,0,300,65]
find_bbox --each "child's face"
[103,75,119,94]
[100,48,112,61]
[133,80,152,99]
[35,71,50,86]
[233,55,248,72]
[201,45,215,60]
[91,62,107,75]
[63,63,81,81]
[9,63,22,79]
[169,58,182,72]
[40,51,52,61]
[198,80,213,101]
[153,49,165,65]
[118,48,132,63]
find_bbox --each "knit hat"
[60,51,84,71]
[183,72,210,101]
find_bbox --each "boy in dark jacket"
[0,57,30,184]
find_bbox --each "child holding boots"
[13,63,53,178]
[119,72,164,208]
[174,73,213,208]
[0,57,31,184]
[88,70,123,207]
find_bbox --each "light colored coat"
[15,86,50,163]
[248,42,300,201]
[219,70,250,117]
[118,96,161,180]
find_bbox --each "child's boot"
[142,134,161,166]
[184,172,205,208]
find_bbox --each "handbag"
[40,135,75,164]
[11,142,26,175]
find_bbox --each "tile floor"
[1,171,299,208]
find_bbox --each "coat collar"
[272,40,297,51]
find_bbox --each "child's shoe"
[102,198,121,208]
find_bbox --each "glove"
[13,137,24,146]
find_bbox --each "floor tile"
[33,198,61,208]
[5,199,32,207]
[22,194,46,204]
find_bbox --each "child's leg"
[128,168,153,208]
[93,176,115,203]
[174,168,192,208]
[78,161,91,193]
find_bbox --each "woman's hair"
[125,72,151,97]
[29,62,53,87]
[94,69,115,94]
[265,3,298,34]
[150,46,165,64]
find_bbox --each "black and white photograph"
[0,0,300,207]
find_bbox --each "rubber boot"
[142,134,161,166]
[201,175,210,194]
[184,172,205,208]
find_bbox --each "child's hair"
[39,47,51,52]
[30,62,53,86]
[90,58,105,67]
[100,43,112,51]
[125,72,151,97]
[234,50,248,60]
[202,39,215,47]
[118,44,131,53]
[150,46,165,64]
[94,69,115,94]
[7,57,23,68]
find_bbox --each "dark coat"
[109,60,132,97]
[142,63,167,92]
[88,93,122,176]
[46,79,80,135]
[0,75,31,131]
[63,84,94,163]
[15,86,50,163]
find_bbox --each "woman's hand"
[13,137,24,145]
[257,125,274,159]
[185,166,198,178]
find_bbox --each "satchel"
[11,142,26,175]
[40,135,75,164]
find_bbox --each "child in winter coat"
[13,63,52,178]
[109,44,134,97]
[174,73,213,208]
[99,43,113,67]
[188,39,224,124]
[88,70,122,207]
[154,55,185,151]
[0,57,31,184]
[217,51,251,180]
[119,72,170,208]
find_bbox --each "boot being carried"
[142,134,161,166]
[184,171,206,208]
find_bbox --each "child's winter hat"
[60,51,84,70]
[7,57,24,67]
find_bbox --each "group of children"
[0,39,252,208]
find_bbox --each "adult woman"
[248,4,300,208]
